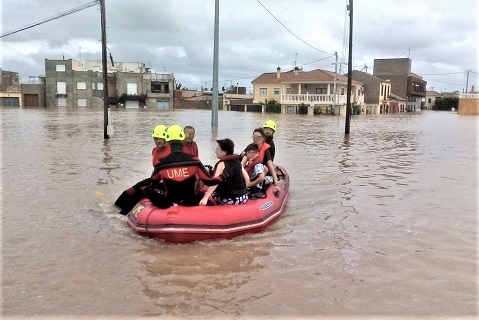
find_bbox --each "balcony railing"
[281,93,347,105]
[143,73,174,81]
[459,93,479,99]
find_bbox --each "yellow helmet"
[166,124,185,141]
[263,120,277,131]
[152,125,167,139]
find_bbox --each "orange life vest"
[244,142,270,175]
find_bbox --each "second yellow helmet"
[166,124,185,141]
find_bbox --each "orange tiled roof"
[252,68,362,85]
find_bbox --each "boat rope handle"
[144,205,155,236]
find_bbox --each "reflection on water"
[136,242,270,317]
[1,109,477,317]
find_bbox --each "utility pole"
[345,0,353,134]
[332,51,338,115]
[211,0,219,127]
[100,0,110,139]
[465,70,470,93]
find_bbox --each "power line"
[298,55,334,67]
[395,48,411,59]
[341,0,349,65]
[421,71,466,76]
[256,0,335,57]
[0,1,99,39]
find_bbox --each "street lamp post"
[345,0,353,134]
[100,0,110,139]
[211,0,219,126]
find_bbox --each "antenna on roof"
[293,53,298,68]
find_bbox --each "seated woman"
[199,139,249,206]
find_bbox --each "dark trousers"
[114,178,150,215]
[146,189,205,209]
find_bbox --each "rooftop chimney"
[276,67,281,79]
[294,66,300,76]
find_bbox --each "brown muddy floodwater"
[1,108,477,319]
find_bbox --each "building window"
[77,82,87,90]
[97,82,104,91]
[358,89,361,96]
[1,97,19,107]
[57,82,66,94]
[340,87,345,95]
[286,87,292,94]
[315,87,327,94]
[273,88,280,95]
[77,98,87,107]
[56,65,66,72]
[92,83,96,90]
[57,97,67,107]
[259,88,267,96]
[151,82,170,94]
[156,100,169,110]
[127,83,138,95]
[428,98,431,103]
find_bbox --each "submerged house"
[252,67,364,115]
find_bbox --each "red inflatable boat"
[126,165,289,243]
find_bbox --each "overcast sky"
[1,0,478,93]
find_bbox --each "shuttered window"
[77,99,87,107]
[127,83,138,95]
[57,82,66,94]
[57,98,67,107]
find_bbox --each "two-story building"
[21,76,46,108]
[373,58,426,112]
[252,67,364,115]
[44,59,175,109]
[351,70,403,114]
[424,90,442,110]
[0,70,22,107]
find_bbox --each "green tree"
[314,106,323,115]
[262,99,281,113]
[434,97,458,111]
[298,103,309,114]
[118,93,146,105]
[352,104,361,115]
[175,82,188,90]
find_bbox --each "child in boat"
[244,143,266,197]
[241,128,282,195]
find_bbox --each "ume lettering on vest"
[166,168,190,179]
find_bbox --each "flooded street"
[1,108,477,319]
